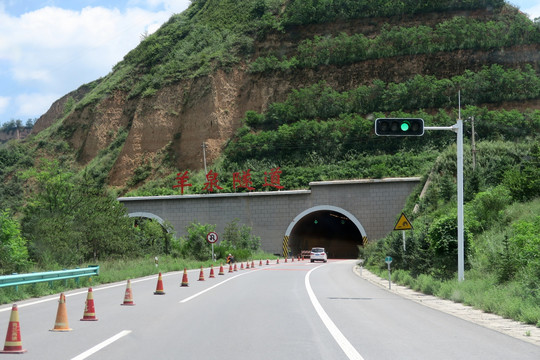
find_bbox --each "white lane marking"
[180,269,261,303]
[70,330,132,360]
[305,266,365,360]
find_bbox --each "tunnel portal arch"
[128,212,172,233]
[285,205,366,259]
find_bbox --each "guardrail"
[0,266,99,289]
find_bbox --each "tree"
[22,160,138,265]
[428,213,471,279]
[222,218,260,251]
[0,210,30,274]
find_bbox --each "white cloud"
[0,96,9,114]
[1,6,172,85]
[523,4,540,20]
[15,93,61,119]
[0,4,188,109]
[0,2,194,122]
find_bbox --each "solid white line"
[180,269,260,303]
[305,266,365,360]
[70,330,132,360]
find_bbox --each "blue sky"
[0,1,539,126]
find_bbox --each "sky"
[0,1,539,126]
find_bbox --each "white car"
[310,247,327,263]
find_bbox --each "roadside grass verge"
[0,253,278,305]
[368,266,540,327]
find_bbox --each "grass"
[0,253,278,305]
[369,266,540,327]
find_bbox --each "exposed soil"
[32,8,540,187]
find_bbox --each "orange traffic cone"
[234,263,238,271]
[80,287,98,321]
[198,266,205,281]
[240,263,244,270]
[251,260,255,268]
[181,268,189,287]
[246,262,250,269]
[51,293,72,331]
[259,260,263,266]
[121,279,136,306]
[218,264,225,275]
[154,273,165,295]
[209,265,215,278]
[0,304,27,354]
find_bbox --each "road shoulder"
[353,265,540,347]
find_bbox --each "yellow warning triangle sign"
[394,213,413,231]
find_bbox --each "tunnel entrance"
[286,206,365,259]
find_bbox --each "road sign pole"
[457,116,464,282]
[402,230,406,252]
[385,256,393,290]
[387,262,391,290]
[423,104,465,282]
[206,232,218,262]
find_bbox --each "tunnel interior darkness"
[289,210,363,259]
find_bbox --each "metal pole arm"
[424,125,458,133]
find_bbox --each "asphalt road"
[0,260,538,359]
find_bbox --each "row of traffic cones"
[1,258,295,353]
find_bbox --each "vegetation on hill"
[0,0,539,323]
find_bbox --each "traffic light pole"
[425,118,465,282]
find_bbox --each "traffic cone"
[259,260,263,266]
[0,304,26,354]
[277,258,280,264]
[198,266,205,281]
[266,259,269,265]
[51,293,72,331]
[229,264,233,273]
[246,262,250,269]
[121,279,135,305]
[291,257,294,262]
[218,264,225,275]
[181,268,189,287]
[154,273,165,295]
[234,263,238,271]
[251,260,255,268]
[240,263,244,270]
[209,265,215,278]
[80,287,98,321]
[285,257,288,263]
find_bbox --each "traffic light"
[375,118,424,136]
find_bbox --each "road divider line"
[305,266,365,360]
[70,330,132,360]
[180,270,261,303]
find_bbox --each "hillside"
[23,0,539,192]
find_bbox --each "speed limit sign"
[207,232,218,244]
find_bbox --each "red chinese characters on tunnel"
[172,168,285,194]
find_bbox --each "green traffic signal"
[375,118,424,136]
